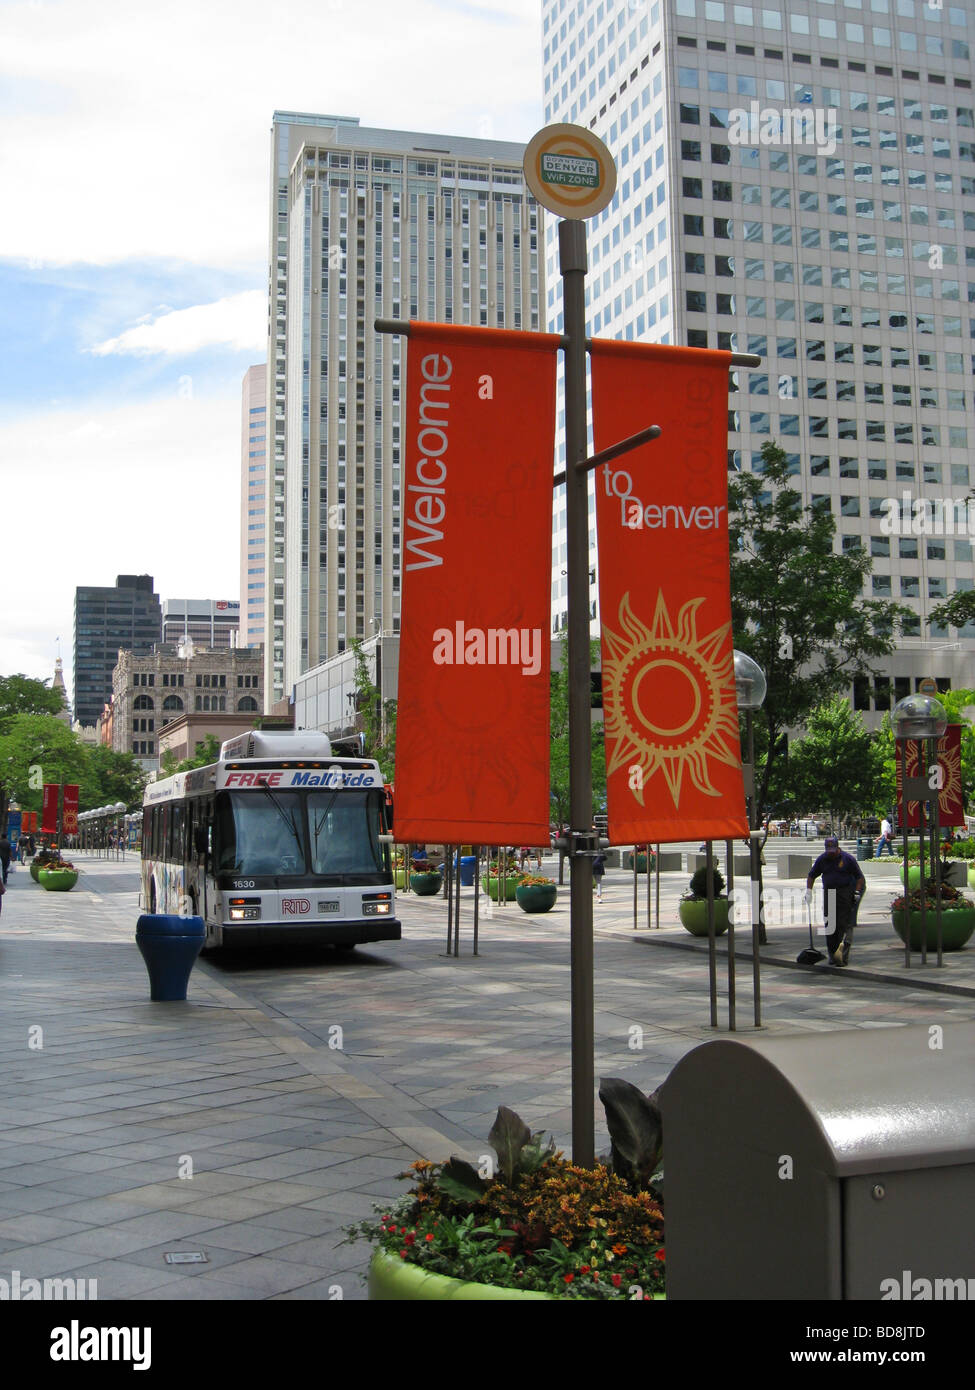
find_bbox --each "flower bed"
[346,1090,666,1301]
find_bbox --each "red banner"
[62,785,79,836]
[395,322,559,844]
[591,341,748,845]
[41,784,59,835]
[896,724,964,828]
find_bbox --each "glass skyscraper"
[542,0,975,713]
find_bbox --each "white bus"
[141,730,399,951]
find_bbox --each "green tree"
[549,640,606,824]
[0,715,89,821]
[787,697,887,828]
[729,441,911,815]
[928,591,975,632]
[0,674,64,734]
[82,745,149,811]
[349,639,396,782]
[159,734,221,776]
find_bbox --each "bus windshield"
[308,790,385,877]
[215,791,306,876]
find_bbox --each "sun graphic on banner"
[602,592,741,808]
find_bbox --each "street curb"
[631,932,975,999]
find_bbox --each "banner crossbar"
[375,318,761,371]
[553,424,662,488]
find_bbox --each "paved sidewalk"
[0,852,972,1301]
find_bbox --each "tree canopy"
[729,440,911,814]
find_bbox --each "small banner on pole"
[896,724,964,828]
[395,321,559,844]
[41,784,59,836]
[591,341,748,845]
[62,785,80,837]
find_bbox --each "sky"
[0,0,544,703]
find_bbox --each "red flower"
[655,1248,666,1261]
[424,1233,435,1242]
[400,1249,408,1259]
[579,1265,590,1274]
[611,1274,622,1288]
[404,1232,415,1246]
[563,1273,575,1284]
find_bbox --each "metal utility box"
[659,1023,975,1300]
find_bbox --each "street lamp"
[892,693,948,968]
[734,650,767,1027]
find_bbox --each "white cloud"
[0,391,245,693]
[89,290,265,357]
[0,0,542,269]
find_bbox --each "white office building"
[267,113,543,702]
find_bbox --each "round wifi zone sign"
[523,124,617,219]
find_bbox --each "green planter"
[29,861,42,883]
[394,868,406,889]
[626,852,655,873]
[369,1249,554,1301]
[367,1249,663,1301]
[482,875,520,902]
[967,866,975,892]
[891,906,975,952]
[678,897,730,937]
[515,882,558,914]
[902,866,922,891]
[38,868,79,892]
[410,871,442,896]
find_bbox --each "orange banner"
[897,725,964,828]
[62,784,79,836]
[591,341,748,844]
[395,322,559,844]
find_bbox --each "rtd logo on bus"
[281,898,311,915]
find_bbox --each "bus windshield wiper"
[259,784,303,852]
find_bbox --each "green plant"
[517,874,554,887]
[344,1092,665,1300]
[891,880,974,913]
[686,864,726,900]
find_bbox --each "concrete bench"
[780,854,813,880]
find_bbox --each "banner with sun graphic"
[590,340,749,844]
[394,321,559,844]
[896,724,964,828]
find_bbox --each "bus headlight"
[362,892,392,916]
[229,897,261,920]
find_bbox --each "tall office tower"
[240,363,267,650]
[73,575,161,729]
[267,112,542,699]
[161,600,240,649]
[542,0,975,709]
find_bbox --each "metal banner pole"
[561,216,596,1168]
[900,741,911,969]
[632,847,638,929]
[725,837,736,1032]
[706,839,718,1028]
[472,845,480,956]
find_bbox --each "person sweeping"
[804,836,865,967]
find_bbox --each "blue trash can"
[136,914,206,1001]
[459,855,477,886]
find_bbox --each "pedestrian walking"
[805,836,865,967]
[592,848,606,901]
[0,835,10,884]
[876,816,894,857]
